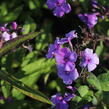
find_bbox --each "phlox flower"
[80,48,99,72]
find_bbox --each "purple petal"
[53,7,65,17]
[65,30,77,39]
[2,32,10,41]
[78,13,98,29]
[71,68,79,80]
[88,63,97,72]
[61,3,71,13]
[92,53,99,64]
[69,51,77,62]
[65,62,75,71]
[12,22,17,30]
[11,32,17,39]
[46,0,57,9]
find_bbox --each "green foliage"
[0,71,52,105]
[78,85,89,97]
[87,73,101,90]
[1,81,11,98]
[98,72,109,91]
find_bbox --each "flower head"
[51,93,74,109]
[58,30,77,44]
[55,47,79,84]
[46,0,71,17]
[78,13,98,29]
[55,47,77,71]
[2,32,11,41]
[2,32,17,41]
[58,65,79,84]
[12,22,18,30]
[46,38,61,58]
[51,94,68,109]
[80,48,99,72]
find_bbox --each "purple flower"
[65,30,77,39]
[78,13,98,29]
[51,93,74,109]
[2,32,11,41]
[2,32,17,41]
[12,22,17,30]
[51,94,68,109]
[55,47,77,71]
[58,30,77,44]
[46,0,71,17]
[58,65,79,84]
[46,38,61,58]
[11,32,17,39]
[80,48,99,72]
[0,24,8,32]
[55,47,79,84]
[64,93,75,101]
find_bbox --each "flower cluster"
[46,0,71,17]
[0,22,23,48]
[51,93,75,109]
[46,30,79,85]
[46,30,99,85]
[0,22,18,42]
[78,13,98,29]
[0,22,17,41]
[47,30,99,108]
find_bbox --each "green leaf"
[87,73,101,90]
[20,59,55,86]
[22,17,37,34]
[0,32,41,57]
[96,41,104,56]
[98,72,109,91]
[12,88,25,100]
[0,6,23,23]
[1,80,11,98]
[0,71,52,105]
[72,96,82,103]
[78,85,89,97]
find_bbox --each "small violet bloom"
[12,22,18,30]
[55,47,77,71]
[80,48,99,72]
[64,93,75,101]
[58,30,77,44]
[2,32,11,41]
[57,65,79,84]
[51,93,74,109]
[11,32,17,39]
[46,0,71,17]
[46,38,60,59]
[78,13,98,29]
[55,47,79,84]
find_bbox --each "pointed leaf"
[0,71,52,105]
